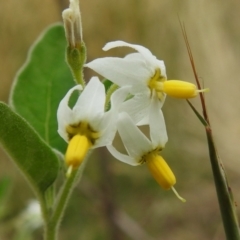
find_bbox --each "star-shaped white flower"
[107,96,185,201]
[85,41,167,124]
[57,76,127,170]
[86,41,208,124]
[107,96,168,166]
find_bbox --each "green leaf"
[0,177,11,219]
[0,177,11,202]
[10,24,75,153]
[0,102,59,195]
[186,100,209,127]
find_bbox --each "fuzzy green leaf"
[0,102,59,194]
[10,24,75,153]
[0,177,11,219]
[0,177,11,202]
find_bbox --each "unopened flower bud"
[62,0,83,48]
[62,0,86,86]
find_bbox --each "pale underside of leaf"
[0,102,59,195]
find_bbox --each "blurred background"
[1,0,240,239]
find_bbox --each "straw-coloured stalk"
[180,22,240,240]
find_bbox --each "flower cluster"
[59,0,208,201]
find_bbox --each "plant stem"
[104,84,119,111]
[181,23,240,239]
[206,128,240,240]
[44,153,90,240]
[44,169,78,240]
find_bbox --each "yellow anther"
[146,153,186,202]
[65,134,92,169]
[163,80,208,99]
[146,154,176,190]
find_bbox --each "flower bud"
[62,0,86,86]
[62,0,83,48]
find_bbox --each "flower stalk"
[44,168,78,240]
[206,127,240,240]
[182,22,240,240]
[44,151,91,240]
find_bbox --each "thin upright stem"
[104,84,119,111]
[44,169,78,240]
[181,21,240,240]
[206,128,240,240]
[44,152,91,240]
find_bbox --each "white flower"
[17,200,43,231]
[107,96,185,201]
[85,41,208,124]
[85,41,167,124]
[107,96,168,166]
[57,77,127,169]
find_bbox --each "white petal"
[157,60,167,78]
[88,86,129,148]
[57,85,83,142]
[110,86,131,111]
[120,92,151,124]
[124,53,156,75]
[129,81,150,94]
[103,41,157,66]
[124,52,143,61]
[85,57,151,87]
[107,145,139,166]
[117,112,152,159]
[136,116,149,126]
[74,77,105,121]
[94,87,131,147]
[149,95,168,148]
[93,111,117,148]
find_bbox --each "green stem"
[181,22,239,239]
[104,84,119,111]
[206,128,240,240]
[72,65,85,87]
[36,190,49,224]
[45,185,55,210]
[44,169,78,240]
[44,152,91,240]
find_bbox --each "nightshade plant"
[0,0,239,239]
